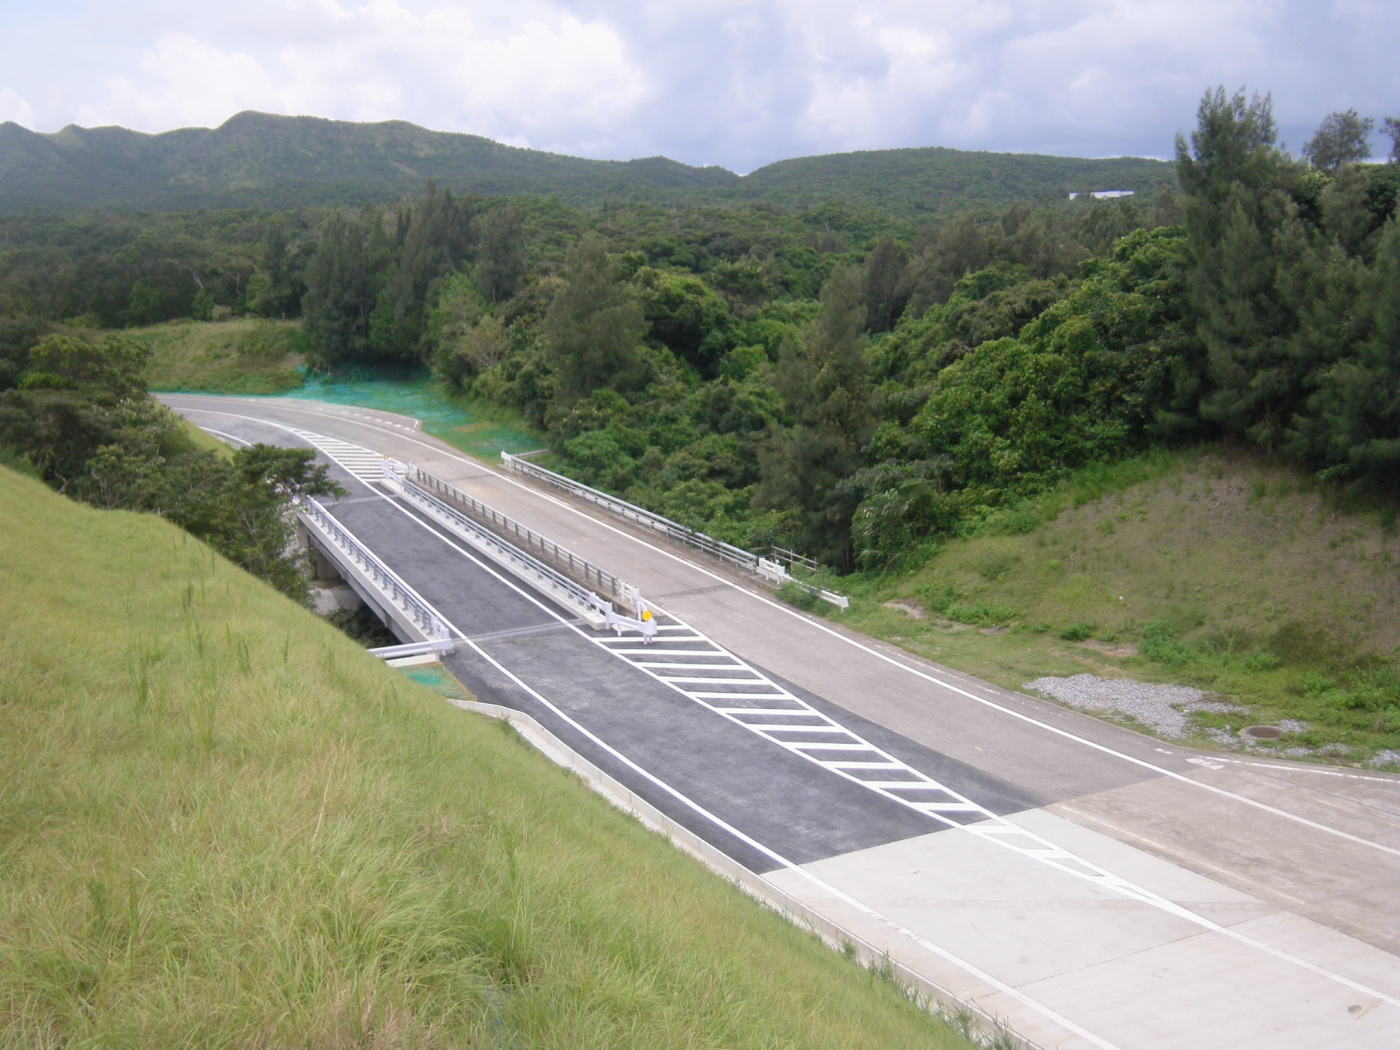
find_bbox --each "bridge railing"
[498,451,850,609]
[403,464,625,603]
[298,497,452,641]
[500,452,760,575]
[387,464,611,617]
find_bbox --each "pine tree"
[302,212,376,367]
[543,237,648,406]
[758,266,874,568]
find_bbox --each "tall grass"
[0,467,970,1049]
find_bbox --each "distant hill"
[0,111,1176,216]
[734,148,1175,217]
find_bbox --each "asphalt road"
[165,393,1400,1050]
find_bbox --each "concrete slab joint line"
[592,614,1400,1015]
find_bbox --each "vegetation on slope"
[0,333,339,599]
[0,465,972,1048]
[0,109,1172,215]
[4,86,1400,758]
[803,448,1400,763]
[138,318,307,394]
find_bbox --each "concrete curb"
[448,697,1038,1050]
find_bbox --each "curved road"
[164,393,1400,1050]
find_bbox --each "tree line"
[3,87,1398,574]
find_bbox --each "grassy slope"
[138,318,307,394]
[0,467,970,1049]
[815,449,1400,762]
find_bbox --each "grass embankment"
[0,467,971,1048]
[799,449,1400,764]
[135,318,308,394]
[128,317,546,463]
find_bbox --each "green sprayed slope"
[0,467,969,1049]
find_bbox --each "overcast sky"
[1,0,1396,173]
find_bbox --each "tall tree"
[1177,87,1305,448]
[369,184,476,359]
[476,201,526,303]
[1303,110,1375,172]
[1383,117,1400,163]
[863,236,909,333]
[758,266,874,567]
[543,236,648,406]
[302,211,377,367]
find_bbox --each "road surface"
[164,393,1400,1050]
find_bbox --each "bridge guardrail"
[499,451,849,609]
[298,497,453,642]
[500,452,761,575]
[403,464,625,603]
[384,461,610,622]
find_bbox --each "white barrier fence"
[500,452,849,609]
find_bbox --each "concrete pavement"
[164,393,1400,1049]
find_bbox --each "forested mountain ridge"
[0,110,1174,215]
[0,111,737,212]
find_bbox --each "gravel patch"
[1368,749,1400,770]
[1277,719,1309,734]
[1024,673,1240,738]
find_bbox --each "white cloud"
[76,33,281,131]
[0,88,36,129]
[69,1,645,151]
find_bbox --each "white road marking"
[172,404,1400,1020]
[169,398,1400,863]
[1222,758,1400,785]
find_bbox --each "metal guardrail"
[387,463,606,616]
[500,452,761,574]
[405,465,625,602]
[499,452,850,609]
[766,545,821,573]
[299,498,452,640]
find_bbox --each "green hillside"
[0,111,738,212]
[0,465,972,1048]
[735,147,1175,217]
[0,110,1174,216]
[818,449,1400,765]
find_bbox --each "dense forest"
[0,110,1174,215]
[3,89,1399,577]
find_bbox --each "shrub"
[1059,622,1094,641]
[1141,619,1196,666]
[944,601,1017,627]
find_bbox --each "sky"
[0,0,1396,173]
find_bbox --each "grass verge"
[0,466,972,1048]
[791,448,1400,766]
[135,318,308,394]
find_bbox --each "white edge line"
[185,405,1400,1015]
[224,419,1124,1050]
[168,396,1400,861]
